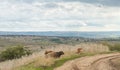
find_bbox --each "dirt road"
[54,53,120,70]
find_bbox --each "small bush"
[109,44,120,51]
[102,42,120,51]
[0,45,31,61]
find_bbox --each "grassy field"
[0,36,119,70]
[0,43,109,70]
[0,36,91,52]
[16,51,115,70]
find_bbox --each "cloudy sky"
[0,0,120,31]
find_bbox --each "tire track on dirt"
[89,54,120,70]
[54,53,120,70]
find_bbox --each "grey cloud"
[86,23,104,27]
[58,0,120,7]
[42,3,59,8]
[1,0,120,7]
[78,0,120,7]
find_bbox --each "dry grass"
[0,43,109,70]
[34,56,55,67]
[0,52,45,70]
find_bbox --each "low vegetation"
[108,44,120,51]
[102,42,120,52]
[0,45,31,62]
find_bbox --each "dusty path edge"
[54,52,120,70]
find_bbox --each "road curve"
[54,53,120,70]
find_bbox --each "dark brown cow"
[76,48,82,54]
[45,51,64,58]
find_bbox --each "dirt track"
[54,53,120,70]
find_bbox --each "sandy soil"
[54,53,120,70]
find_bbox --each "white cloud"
[0,1,120,31]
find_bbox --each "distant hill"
[0,31,120,38]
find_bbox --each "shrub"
[0,45,31,61]
[109,44,120,51]
[102,42,120,51]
